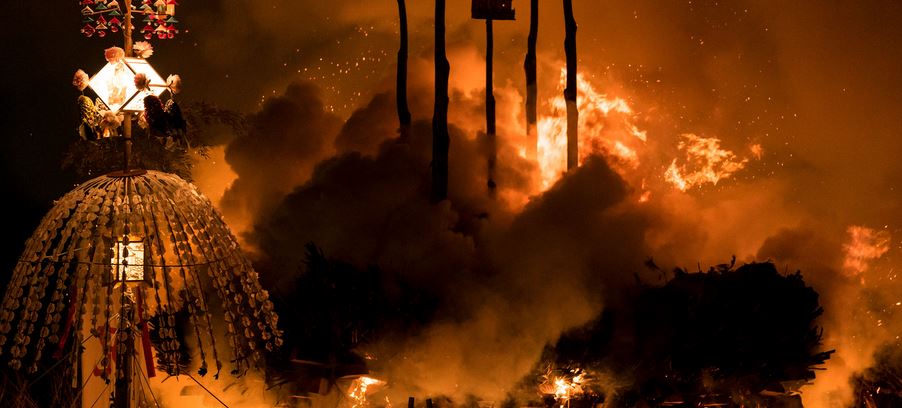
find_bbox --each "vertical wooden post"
[524,0,539,161]
[408,397,416,408]
[485,18,497,194]
[396,0,412,142]
[432,0,451,202]
[563,0,578,170]
[122,1,134,173]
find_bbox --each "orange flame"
[537,69,646,189]
[664,133,748,191]
[539,368,588,408]
[843,225,891,276]
[348,376,384,408]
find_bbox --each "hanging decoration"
[80,0,179,40]
[0,171,283,377]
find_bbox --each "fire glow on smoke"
[535,69,754,194]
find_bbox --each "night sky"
[2,1,902,406]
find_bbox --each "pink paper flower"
[134,73,150,91]
[133,41,154,59]
[104,46,125,63]
[72,69,89,92]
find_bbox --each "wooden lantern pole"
[122,2,134,173]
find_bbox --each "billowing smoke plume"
[174,1,902,406]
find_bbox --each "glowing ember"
[749,143,764,160]
[347,375,384,408]
[843,225,891,276]
[537,69,646,189]
[664,133,748,191]
[540,369,588,408]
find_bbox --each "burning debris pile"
[525,262,832,408]
[851,344,902,407]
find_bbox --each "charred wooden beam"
[432,0,451,202]
[524,0,539,161]
[397,0,412,143]
[563,0,578,170]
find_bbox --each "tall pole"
[485,18,497,194]
[122,2,134,173]
[524,0,539,162]
[114,4,134,407]
[432,0,451,202]
[396,0,412,142]
[563,0,578,170]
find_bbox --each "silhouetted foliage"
[62,102,245,181]
[538,261,831,407]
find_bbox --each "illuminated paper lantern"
[88,57,168,112]
[112,237,145,282]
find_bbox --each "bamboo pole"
[486,18,497,194]
[432,0,451,202]
[122,1,134,173]
[525,0,539,161]
[396,0,412,142]
[563,0,578,170]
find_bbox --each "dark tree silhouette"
[432,0,451,202]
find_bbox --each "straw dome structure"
[0,170,281,378]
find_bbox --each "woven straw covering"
[0,170,281,377]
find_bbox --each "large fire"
[664,133,749,191]
[537,69,646,189]
[347,375,385,408]
[843,225,892,276]
[539,368,589,408]
[536,69,754,196]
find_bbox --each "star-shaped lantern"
[88,57,168,112]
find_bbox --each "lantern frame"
[88,57,168,113]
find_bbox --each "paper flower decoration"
[133,41,154,59]
[72,69,89,92]
[134,73,150,91]
[104,46,125,63]
[166,74,182,95]
[99,110,123,137]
